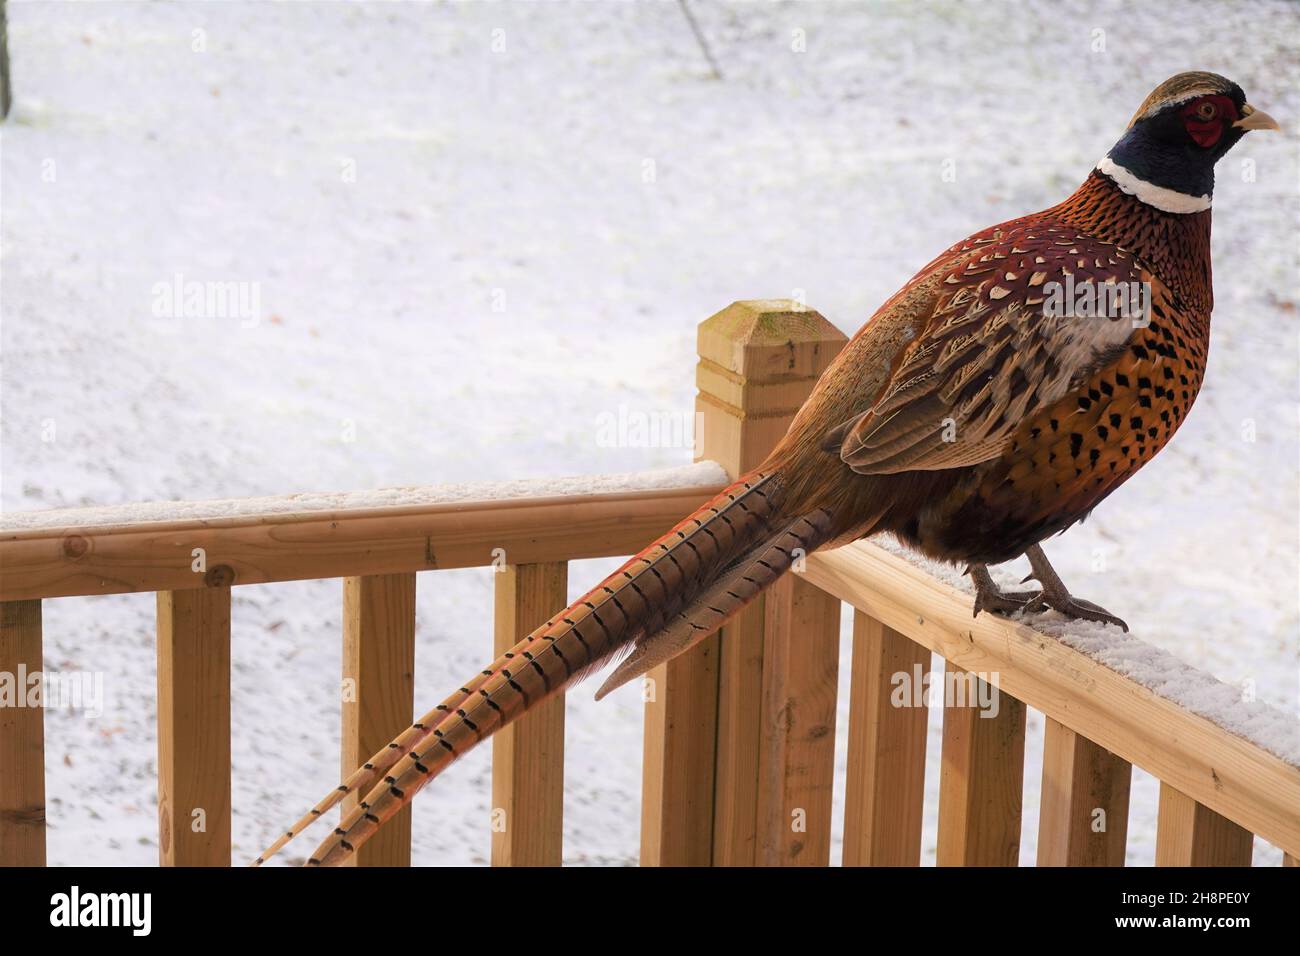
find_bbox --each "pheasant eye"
[1180,96,1230,148]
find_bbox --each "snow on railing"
[0,463,729,602]
[0,462,729,533]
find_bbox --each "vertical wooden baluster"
[936,663,1026,866]
[1155,783,1253,866]
[491,561,567,866]
[341,573,416,867]
[640,639,718,866]
[157,587,231,866]
[755,573,840,866]
[842,613,929,866]
[1037,717,1132,866]
[641,301,845,866]
[708,598,765,866]
[0,600,45,866]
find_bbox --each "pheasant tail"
[254,468,836,866]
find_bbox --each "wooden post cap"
[695,302,847,474]
[697,300,847,382]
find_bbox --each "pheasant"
[255,72,1277,866]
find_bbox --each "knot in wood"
[204,564,235,587]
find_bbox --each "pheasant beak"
[1234,104,1281,132]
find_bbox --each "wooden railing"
[1,300,1296,867]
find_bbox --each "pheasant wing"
[830,224,1153,475]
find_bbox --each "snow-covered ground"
[1,0,1296,866]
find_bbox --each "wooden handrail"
[801,540,1300,860]
[0,470,727,602]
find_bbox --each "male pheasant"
[256,72,1278,866]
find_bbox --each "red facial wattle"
[1180,95,1239,148]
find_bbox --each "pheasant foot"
[968,564,1038,617]
[1020,544,1129,632]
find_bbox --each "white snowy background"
[1,0,1297,866]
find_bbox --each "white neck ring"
[1096,157,1211,214]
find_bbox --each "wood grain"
[1037,716,1132,866]
[157,587,231,866]
[1155,783,1253,866]
[0,600,45,866]
[710,600,766,865]
[0,485,724,602]
[492,562,567,867]
[341,573,416,867]
[1034,717,1128,868]
[842,612,929,866]
[936,663,1026,866]
[640,643,719,866]
[755,574,841,866]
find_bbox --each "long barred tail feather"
[251,673,494,866]
[593,507,835,699]
[258,467,835,867]
[301,470,784,865]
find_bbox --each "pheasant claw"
[1022,544,1129,632]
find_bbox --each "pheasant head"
[1098,71,1280,213]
